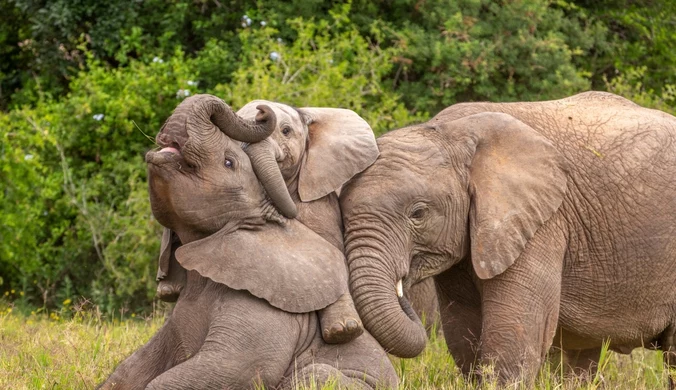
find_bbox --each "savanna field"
[2,0,676,388]
[0,307,672,389]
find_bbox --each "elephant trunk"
[190,94,276,143]
[165,95,296,218]
[160,94,276,146]
[346,232,427,358]
[244,139,298,219]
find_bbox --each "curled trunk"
[347,236,427,358]
[164,95,296,218]
[189,95,275,142]
[244,139,298,219]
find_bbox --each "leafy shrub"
[0,7,418,314]
[1,51,198,314]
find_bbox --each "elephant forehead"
[370,129,447,177]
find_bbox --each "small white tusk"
[396,280,403,298]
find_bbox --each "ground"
[0,309,672,389]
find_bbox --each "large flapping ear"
[450,112,568,279]
[174,219,348,313]
[298,108,379,202]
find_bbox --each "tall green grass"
[0,311,672,389]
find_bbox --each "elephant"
[99,94,398,389]
[338,91,676,384]
[156,99,380,345]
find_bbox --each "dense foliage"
[1,0,674,315]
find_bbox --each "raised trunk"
[164,95,296,218]
[347,235,427,358]
[189,95,275,143]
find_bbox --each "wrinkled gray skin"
[99,94,397,390]
[236,100,382,344]
[340,92,676,384]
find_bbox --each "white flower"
[93,114,104,121]
[24,154,34,161]
[242,15,252,27]
[277,37,283,43]
[176,89,191,99]
[260,21,267,26]
[187,80,197,86]
[269,51,280,61]
[152,57,164,63]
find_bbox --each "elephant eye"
[224,159,233,169]
[410,207,427,220]
[281,126,292,136]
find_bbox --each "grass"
[0,309,672,389]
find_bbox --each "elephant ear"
[298,108,379,202]
[174,219,348,313]
[454,112,568,279]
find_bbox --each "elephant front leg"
[478,235,565,384]
[318,292,364,344]
[434,262,482,377]
[98,321,179,390]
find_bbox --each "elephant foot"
[156,280,183,302]
[319,293,364,344]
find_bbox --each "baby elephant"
[98,94,397,389]
[157,98,381,345]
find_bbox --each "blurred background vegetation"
[1,0,674,316]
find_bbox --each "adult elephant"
[339,92,676,383]
[99,94,397,389]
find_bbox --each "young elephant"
[99,94,398,389]
[339,92,676,385]
[157,99,380,344]
[236,100,380,344]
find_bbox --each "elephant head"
[147,94,347,313]
[339,112,568,357]
[236,101,379,200]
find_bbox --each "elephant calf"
[98,94,397,389]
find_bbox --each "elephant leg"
[318,292,364,344]
[97,320,178,390]
[563,347,601,380]
[157,242,187,302]
[278,363,371,390]
[145,350,242,390]
[434,262,482,377]
[406,277,440,336]
[478,228,565,384]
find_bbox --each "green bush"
[0,7,419,314]
[1,0,674,314]
[1,51,198,314]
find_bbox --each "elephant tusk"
[396,280,403,298]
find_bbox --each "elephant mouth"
[146,132,188,166]
[159,145,181,155]
[146,147,184,167]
